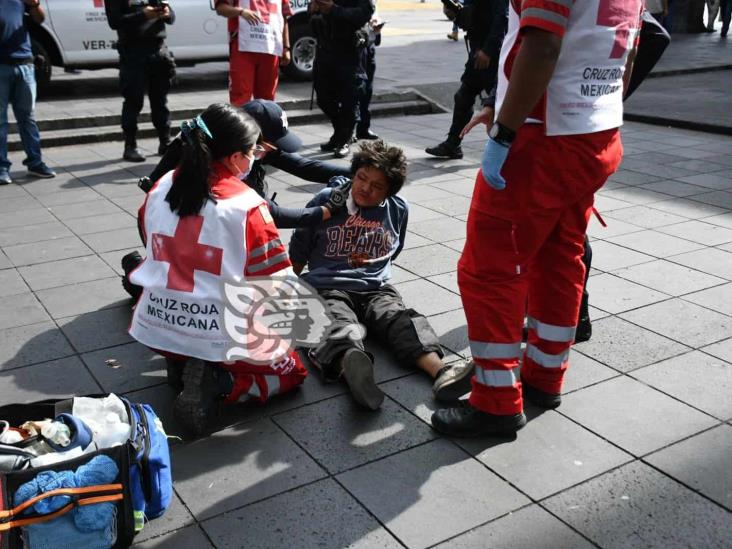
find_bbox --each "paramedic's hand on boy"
[461,106,494,138]
[481,138,509,191]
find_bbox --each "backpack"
[0,395,172,548]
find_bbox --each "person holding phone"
[106,0,177,162]
[355,15,385,141]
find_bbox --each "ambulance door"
[44,0,119,66]
[165,0,228,61]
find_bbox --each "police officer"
[309,0,374,158]
[425,0,508,160]
[355,15,384,141]
[106,0,177,163]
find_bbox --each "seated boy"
[289,140,473,409]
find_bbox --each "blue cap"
[242,99,303,153]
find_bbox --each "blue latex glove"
[481,137,510,190]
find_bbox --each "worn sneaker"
[333,143,350,159]
[27,163,56,179]
[341,348,383,410]
[522,378,561,409]
[447,31,458,41]
[0,169,11,185]
[425,141,463,159]
[123,146,146,163]
[431,401,526,437]
[173,359,224,436]
[433,360,475,402]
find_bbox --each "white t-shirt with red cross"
[496,0,643,136]
[128,167,292,362]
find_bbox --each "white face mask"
[233,154,253,181]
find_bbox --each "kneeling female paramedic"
[127,103,307,436]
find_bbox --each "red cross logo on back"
[151,216,223,293]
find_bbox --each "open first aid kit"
[0,394,172,549]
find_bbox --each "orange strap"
[0,494,123,532]
[0,484,123,519]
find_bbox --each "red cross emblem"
[93,0,104,8]
[151,216,224,293]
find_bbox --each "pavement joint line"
[6,251,97,270]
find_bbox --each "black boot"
[431,401,526,437]
[120,251,143,300]
[521,378,561,409]
[574,295,592,343]
[157,128,171,156]
[425,138,463,159]
[123,134,145,163]
[173,359,225,437]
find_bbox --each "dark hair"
[350,140,407,196]
[166,103,261,217]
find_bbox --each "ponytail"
[166,103,261,217]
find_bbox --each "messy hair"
[350,140,407,196]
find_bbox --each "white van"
[28,0,316,90]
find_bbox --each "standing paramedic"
[106,0,177,163]
[215,0,292,105]
[433,0,642,437]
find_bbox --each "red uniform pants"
[229,49,280,106]
[459,125,622,416]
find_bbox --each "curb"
[624,112,732,136]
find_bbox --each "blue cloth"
[22,512,116,549]
[289,177,409,291]
[0,0,33,64]
[0,63,42,171]
[481,137,510,190]
[14,455,119,532]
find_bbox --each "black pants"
[314,50,366,146]
[311,285,443,380]
[119,44,175,139]
[357,44,376,135]
[446,49,496,146]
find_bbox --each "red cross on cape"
[151,215,224,293]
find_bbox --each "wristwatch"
[489,122,516,147]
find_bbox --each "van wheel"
[283,24,316,81]
[31,37,52,96]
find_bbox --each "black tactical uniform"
[310,0,374,158]
[426,0,508,159]
[106,0,176,162]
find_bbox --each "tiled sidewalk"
[1,113,731,548]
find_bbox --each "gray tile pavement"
[1,114,731,547]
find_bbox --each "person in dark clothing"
[106,0,177,162]
[310,0,374,158]
[719,0,730,36]
[459,9,670,345]
[289,141,475,410]
[425,0,508,160]
[355,15,384,141]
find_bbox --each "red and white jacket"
[216,0,293,56]
[496,0,643,136]
[129,165,292,362]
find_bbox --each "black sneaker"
[356,129,379,140]
[341,348,383,410]
[433,360,474,402]
[158,140,171,156]
[27,163,56,179]
[123,147,146,163]
[333,143,350,158]
[574,315,592,343]
[432,401,526,437]
[320,139,337,152]
[522,378,561,409]
[173,359,223,436]
[425,141,463,159]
